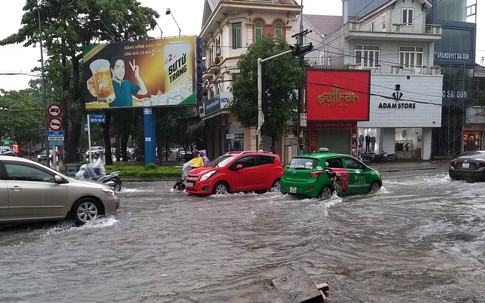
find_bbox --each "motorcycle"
[382,151,397,162]
[75,158,122,191]
[172,161,194,192]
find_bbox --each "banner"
[306,69,370,121]
[83,36,197,109]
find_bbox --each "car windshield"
[288,157,320,169]
[209,155,237,168]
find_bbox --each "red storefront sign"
[306,70,370,121]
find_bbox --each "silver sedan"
[0,155,120,225]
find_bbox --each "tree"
[0,89,44,152]
[154,107,195,162]
[0,0,160,163]
[231,36,304,146]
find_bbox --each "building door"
[317,130,351,154]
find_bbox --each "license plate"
[186,181,195,188]
[462,163,469,168]
[289,186,297,193]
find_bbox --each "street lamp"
[256,43,313,151]
[165,8,181,37]
[257,51,291,150]
[156,23,163,38]
[37,2,50,168]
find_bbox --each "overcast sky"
[0,0,482,92]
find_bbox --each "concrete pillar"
[422,128,432,160]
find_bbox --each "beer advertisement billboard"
[306,69,370,121]
[83,36,197,109]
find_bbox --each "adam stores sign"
[306,70,370,121]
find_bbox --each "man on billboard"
[87,56,147,107]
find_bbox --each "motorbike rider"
[84,151,106,180]
[173,150,203,190]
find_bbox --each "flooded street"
[1,164,484,302]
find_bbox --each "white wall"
[358,74,443,128]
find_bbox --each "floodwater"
[1,166,484,302]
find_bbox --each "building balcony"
[343,21,442,41]
[390,65,441,75]
[345,64,441,75]
[206,63,220,75]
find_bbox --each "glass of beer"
[89,59,115,103]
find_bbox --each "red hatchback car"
[184,151,283,195]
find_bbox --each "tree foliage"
[0,89,44,150]
[0,0,160,163]
[231,36,304,143]
[154,107,196,162]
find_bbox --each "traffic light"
[290,42,313,56]
[263,89,272,116]
[195,37,204,107]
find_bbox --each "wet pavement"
[1,162,484,303]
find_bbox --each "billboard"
[306,69,370,121]
[83,36,197,109]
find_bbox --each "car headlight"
[200,171,217,181]
[102,188,116,196]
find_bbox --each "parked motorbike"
[359,152,377,163]
[75,157,122,191]
[382,151,397,162]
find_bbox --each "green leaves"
[0,89,44,147]
[231,36,304,141]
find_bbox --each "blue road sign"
[89,114,105,123]
[48,130,64,141]
[50,140,64,146]
[48,130,64,137]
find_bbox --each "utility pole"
[295,0,309,154]
[298,0,304,154]
[38,3,50,168]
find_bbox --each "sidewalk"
[369,160,450,172]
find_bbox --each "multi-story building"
[199,0,301,160]
[300,0,444,160]
[304,0,476,159]
[427,0,477,156]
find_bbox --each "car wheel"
[465,177,476,183]
[271,179,281,192]
[72,198,102,225]
[213,182,229,195]
[318,185,333,199]
[369,181,381,194]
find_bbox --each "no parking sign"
[49,117,62,130]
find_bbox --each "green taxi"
[280,148,382,199]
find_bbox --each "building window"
[207,48,213,65]
[274,22,283,38]
[402,8,413,25]
[255,21,263,42]
[232,22,242,49]
[399,46,423,68]
[355,45,380,68]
